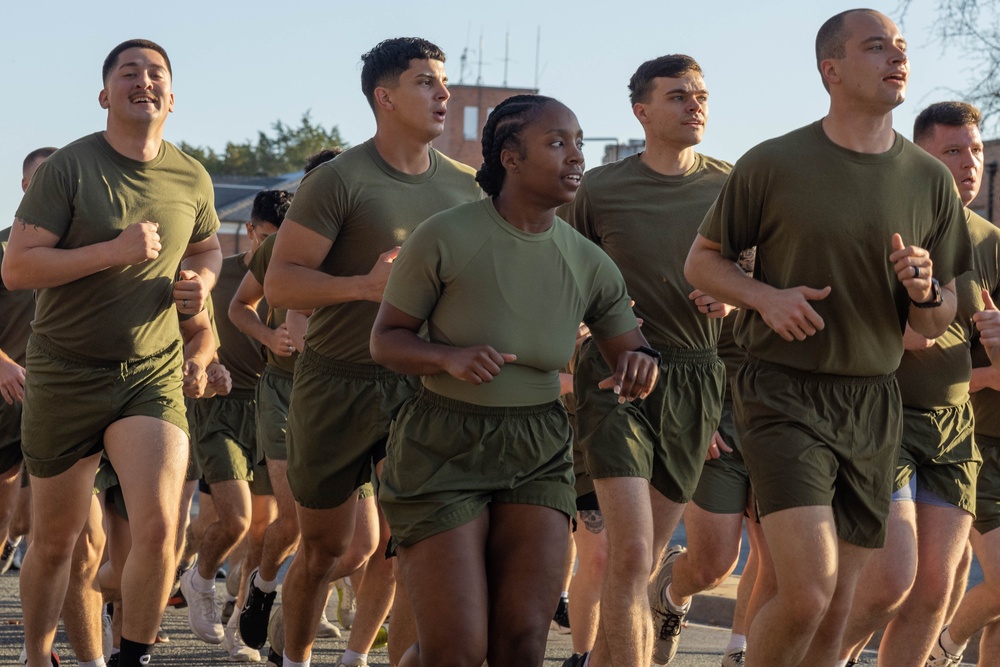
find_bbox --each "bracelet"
[633,345,662,364]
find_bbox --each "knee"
[578,547,608,582]
[783,583,835,625]
[218,512,251,543]
[688,551,736,591]
[904,569,951,612]
[606,536,652,583]
[130,514,175,553]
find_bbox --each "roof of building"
[213,172,304,223]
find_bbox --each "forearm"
[906,288,957,339]
[264,261,369,310]
[971,367,1000,392]
[229,301,273,347]
[370,327,452,376]
[684,241,773,311]
[2,239,115,290]
[181,244,222,292]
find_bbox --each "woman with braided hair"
[370,94,659,666]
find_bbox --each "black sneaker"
[562,652,587,667]
[106,654,119,667]
[551,597,571,634]
[239,568,276,649]
[266,648,283,667]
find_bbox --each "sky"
[0,1,976,228]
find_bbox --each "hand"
[705,431,733,461]
[598,350,659,403]
[0,359,26,404]
[576,322,592,348]
[974,290,1000,366]
[362,246,401,303]
[266,323,296,357]
[207,362,232,396]
[889,233,934,303]
[757,285,831,342]
[109,221,160,265]
[970,366,1000,393]
[442,345,517,384]
[689,289,735,319]
[174,270,207,315]
[182,359,208,399]
[902,323,936,351]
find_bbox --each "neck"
[639,140,697,176]
[372,125,433,175]
[821,103,896,154]
[493,191,556,234]
[103,121,164,162]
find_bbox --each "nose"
[686,96,704,114]
[568,143,584,164]
[437,81,450,101]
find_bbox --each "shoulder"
[695,153,734,176]
[579,156,634,190]
[165,141,214,186]
[431,149,478,180]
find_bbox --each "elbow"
[1,258,28,291]
[262,273,284,309]
[369,330,387,367]
[683,251,700,288]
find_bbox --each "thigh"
[975,442,1000,535]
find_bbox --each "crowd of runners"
[0,7,998,667]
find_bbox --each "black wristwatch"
[911,278,943,309]
[634,346,662,364]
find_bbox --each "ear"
[245,222,255,240]
[632,101,649,125]
[98,89,110,109]
[167,91,175,114]
[820,59,841,87]
[373,86,394,114]
[500,146,519,174]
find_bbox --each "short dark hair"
[628,55,703,105]
[103,39,172,84]
[303,146,344,174]
[815,9,881,90]
[22,147,58,174]
[250,190,293,228]
[360,38,445,111]
[913,102,982,143]
[476,95,558,197]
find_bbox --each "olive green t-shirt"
[384,199,638,407]
[898,210,1000,410]
[248,233,296,375]
[14,133,219,361]
[559,153,731,350]
[963,210,1000,438]
[284,139,479,363]
[0,228,35,366]
[699,121,972,376]
[717,312,743,403]
[214,254,266,391]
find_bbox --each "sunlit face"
[377,58,450,142]
[99,47,174,127]
[826,11,908,110]
[918,123,985,206]
[633,73,708,149]
[502,101,585,206]
[246,221,279,252]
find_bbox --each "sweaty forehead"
[844,11,902,43]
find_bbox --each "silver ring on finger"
[183,299,189,310]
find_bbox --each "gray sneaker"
[926,628,964,667]
[721,648,745,667]
[649,546,688,665]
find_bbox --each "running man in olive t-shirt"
[263,38,480,667]
[685,10,971,667]
[1,39,222,667]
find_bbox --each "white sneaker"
[316,609,342,638]
[335,656,369,667]
[181,567,224,644]
[926,628,964,667]
[223,613,261,662]
[721,648,745,667]
[336,578,356,629]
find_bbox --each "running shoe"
[316,609,342,638]
[240,568,277,649]
[181,567,224,644]
[223,613,262,662]
[267,604,285,656]
[335,578,356,629]
[335,656,368,667]
[222,596,237,625]
[265,649,283,667]
[0,540,17,574]
[721,648,745,666]
[562,653,588,667]
[926,628,963,667]
[649,546,688,665]
[551,596,571,634]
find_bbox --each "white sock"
[560,591,569,600]
[341,649,367,665]
[725,633,746,653]
[663,583,690,614]
[192,569,216,592]
[79,660,107,667]
[255,574,278,594]
[283,652,310,667]
[941,626,968,655]
[7,535,22,548]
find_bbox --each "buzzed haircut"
[628,55,703,106]
[102,39,172,84]
[303,146,345,174]
[22,147,58,175]
[250,190,293,228]
[913,101,982,144]
[360,37,446,111]
[815,8,880,89]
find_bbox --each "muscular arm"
[229,271,293,358]
[179,309,217,399]
[1,218,159,290]
[181,234,222,292]
[263,219,397,310]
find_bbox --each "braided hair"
[476,94,557,197]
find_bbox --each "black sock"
[118,638,153,667]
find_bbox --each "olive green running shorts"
[894,402,980,515]
[94,458,128,521]
[22,334,188,478]
[573,338,725,504]
[249,453,272,497]
[379,387,576,551]
[735,356,901,549]
[191,389,257,486]
[256,365,293,462]
[691,400,751,515]
[0,399,23,475]
[974,435,1000,535]
[286,345,418,510]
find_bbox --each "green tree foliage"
[179,112,345,175]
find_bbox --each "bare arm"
[2,218,160,291]
[229,271,294,358]
[174,234,223,315]
[179,309,217,399]
[590,327,660,402]
[889,234,957,340]
[286,310,309,353]
[370,302,516,383]
[263,218,398,310]
[685,234,832,342]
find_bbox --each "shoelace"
[657,609,684,639]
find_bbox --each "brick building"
[970,138,1000,224]
[433,83,537,168]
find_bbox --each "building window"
[464,107,479,140]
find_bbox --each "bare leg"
[62,494,107,662]
[944,539,972,626]
[569,511,608,654]
[196,480,251,580]
[388,558,416,667]
[344,496,391,654]
[258,458,299,582]
[943,527,1000,650]
[669,502,743,604]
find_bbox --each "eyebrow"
[118,61,167,72]
[860,36,907,47]
[664,88,709,96]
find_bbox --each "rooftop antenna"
[459,47,468,85]
[503,27,510,87]
[477,28,484,86]
[534,27,541,89]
